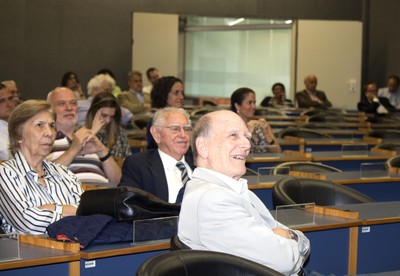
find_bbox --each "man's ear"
[234,102,240,113]
[150,126,161,144]
[196,137,208,159]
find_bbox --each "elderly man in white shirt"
[178,110,310,276]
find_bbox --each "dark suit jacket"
[357,97,396,114]
[118,149,195,202]
[295,90,332,108]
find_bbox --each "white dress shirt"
[158,149,192,202]
[178,167,310,276]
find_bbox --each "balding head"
[304,74,318,92]
[47,87,78,132]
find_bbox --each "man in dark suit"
[118,107,194,203]
[358,82,396,114]
[295,74,332,108]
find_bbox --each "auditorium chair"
[277,128,332,139]
[270,161,341,175]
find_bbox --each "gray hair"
[87,74,115,96]
[152,107,191,127]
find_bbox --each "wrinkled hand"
[272,227,291,239]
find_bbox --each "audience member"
[143,67,160,95]
[378,74,400,110]
[2,80,22,105]
[61,71,85,100]
[231,87,280,153]
[358,82,396,114]
[295,75,332,108]
[260,83,293,107]
[85,92,131,158]
[147,76,185,149]
[0,84,16,160]
[77,73,115,125]
[178,110,310,275]
[117,70,150,114]
[0,100,83,234]
[47,87,122,184]
[119,107,194,203]
[97,68,122,98]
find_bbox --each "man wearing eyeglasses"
[0,83,16,160]
[118,107,194,203]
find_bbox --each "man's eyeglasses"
[0,96,14,104]
[156,125,193,134]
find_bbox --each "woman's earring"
[237,109,240,114]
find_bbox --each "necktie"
[176,162,189,203]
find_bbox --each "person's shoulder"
[125,149,158,162]
[295,90,306,95]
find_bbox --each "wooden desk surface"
[311,150,391,161]
[246,152,312,163]
[0,242,80,271]
[80,241,170,260]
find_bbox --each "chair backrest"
[272,177,375,208]
[136,250,283,276]
[367,130,400,139]
[278,128,332,139]
[170,235,191,251]
[298,123,339,130]
[386,155,400,169]
[306,114,346,123]
[271,162,341,175]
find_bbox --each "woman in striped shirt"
[0,100,83,234]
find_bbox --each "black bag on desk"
[76,186,181,221]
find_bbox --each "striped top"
[0,151,83,234]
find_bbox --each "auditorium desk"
[79,241,170,276]
[246,151,312,172]
[245,171,400,209]
[310,150,393,171]
[0,237,80,276]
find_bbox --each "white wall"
[296,20,362,109]
[132,13,179,86]
[132,15,363,109]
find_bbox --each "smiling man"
[178,110,310,276]
[118,107,194,203]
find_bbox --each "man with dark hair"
[143,67,160,95]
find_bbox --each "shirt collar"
[14,151,62,180]
[158,149,186,171]
[195,167,248,195]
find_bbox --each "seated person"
[358,82,396,114]
[260,82,293,107]
[378,74,400,110]
[0,100,83,234]
[295,75,332,108]
[77,74,132,127]
[47,87,121,184]
[146,76,185,149]
[231,87,281,153]
[119,107,194,203]
[117,70,150,114]
[85,92,131,158]
[178,110,310,275]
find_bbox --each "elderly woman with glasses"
[0,100,83,235]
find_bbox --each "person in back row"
[358,82,396,114]
[47,87,121,184]
[178,110,310,275]
[295,75,332,108]
[231,87,280,153]
[0,83,16,160]
[119,107,194,203]
[378,74,400,110]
